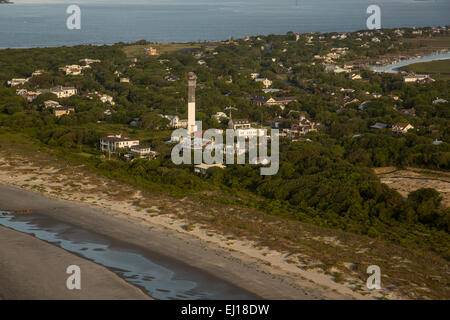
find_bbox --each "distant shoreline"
[0,25,448,51]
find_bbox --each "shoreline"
[0,149,416,300]
[0,182,356,300]
[0,224,151,300]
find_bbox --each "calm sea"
[0,0,449,48]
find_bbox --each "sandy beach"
[0,152,420,300]
[0,225,151,300]
[0,183,356,300]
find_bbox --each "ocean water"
[0,0,449,48]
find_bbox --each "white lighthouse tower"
[187,72,197,135]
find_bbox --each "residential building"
[130,145,154,157]
[44,100,61,109]
[288,115,319,137]
[100,135,140,153]
[403,75,429,83]
[61,65,83,76]
[144,47,158,56]
[53,106,75,117]
[7,78,29,87]
[252,96,297,107]
[392,123,414,134]
[99,94,115,105]
[229,119,251,130]
[50,86,77,98]
[161,115,188,129]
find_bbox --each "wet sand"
[0,225,151,300]
[0,183,350,300]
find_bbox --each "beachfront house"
[130,145,156,158]
[100,135,140,153]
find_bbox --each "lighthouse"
[187,72,197,135]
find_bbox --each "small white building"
[7,78,29,87]
[130,145,155,157]
[229,119,251,130]
[403,75,429,83]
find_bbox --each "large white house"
[100,135,140,153]
[50,86,78,98]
